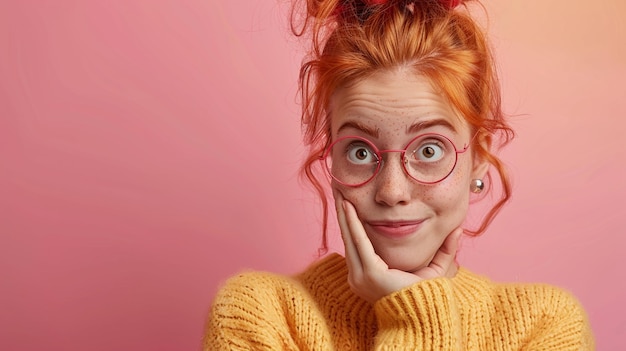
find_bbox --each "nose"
[374,152,413,207]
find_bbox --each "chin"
[369,231,440,273]
[377,249,433,273]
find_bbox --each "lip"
[366,220,425,239]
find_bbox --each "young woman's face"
[329,69,488,273]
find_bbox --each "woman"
[205,0,594,349]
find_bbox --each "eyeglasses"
[321,133,474,187]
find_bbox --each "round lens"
[325,137,380,186]
[404,134,457,183]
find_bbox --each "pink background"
[1,0,624,350]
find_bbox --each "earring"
[470,179,484,193]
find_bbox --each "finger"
[428,227,462,274]
[334,194,362,275]
[342,200,382,271]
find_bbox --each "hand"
[335,193,462,303]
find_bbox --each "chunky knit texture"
[205,254,594,350]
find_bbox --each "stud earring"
[470,179,484,193]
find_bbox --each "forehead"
[329,69,469,138]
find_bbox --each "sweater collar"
[296,253,494,307]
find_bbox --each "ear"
[471,133,491,180]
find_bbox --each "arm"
[373,277,462,350]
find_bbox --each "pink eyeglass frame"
[321,131,479,187]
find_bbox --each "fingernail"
[342,200,348,211]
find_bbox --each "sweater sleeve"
[372,277,461,350]
[520,286,595,351]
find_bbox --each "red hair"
[291,0,514,254]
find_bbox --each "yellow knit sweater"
[205,253,594,350]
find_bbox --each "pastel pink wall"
[1,1,623,350]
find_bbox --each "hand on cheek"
[334,191,462,303]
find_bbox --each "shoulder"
[492,279,594,349]
[456,267,585,309]
[493,277,587,318]
[216,270,297,295]
[209,253,348,317]
[205,255,348,350]
[461,268,587,312]
[205,268,311,350]
[210,270,305,317]
[458,269,588,332]
[452,268,594,349]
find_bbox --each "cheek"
[422,161,471,208]
[331,182,373,208]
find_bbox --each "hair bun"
[440,0,462,9]
[332,0,463,20]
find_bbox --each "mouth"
[366,220,425,239]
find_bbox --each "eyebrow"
[336,118,458,138]
[407,119,457,135]
[336,121,380,138]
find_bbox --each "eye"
[414,141,445,162]
[346,143,377,165]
